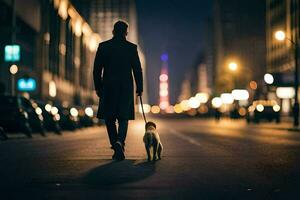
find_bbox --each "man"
[93,21,143,161]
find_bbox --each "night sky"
[136,0,213,104]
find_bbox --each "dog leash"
[139,95,147,124]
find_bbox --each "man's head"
[113,21,128,37]
[145,121,156,131]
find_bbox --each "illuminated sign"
[5,45,20,62]
[17,78,36,92]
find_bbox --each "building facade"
[0,0,100,106]
[213,0,266,94]
[266,0,298,74]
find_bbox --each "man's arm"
[132,46,143,96]
[93,44,104,96]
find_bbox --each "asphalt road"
[1,118,300,199]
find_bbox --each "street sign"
[17,78,36,92]
[4,45,20,62]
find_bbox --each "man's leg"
[118,119,128,146]
[105,118,118,148]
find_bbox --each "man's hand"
[136,91,143,96]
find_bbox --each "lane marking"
[170,128,202,147]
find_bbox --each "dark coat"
[93,37,143,120]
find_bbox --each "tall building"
[0,0,100,105]
[159,53,170,111]
[213,0,266,94]
[266,0,298,74]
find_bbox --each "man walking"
[93,21,143,161]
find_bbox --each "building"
[266,0,298,74]
[0,0,100,106]
[266,0,299,114]
[213,0,266,94]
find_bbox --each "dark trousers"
[105,118,128,147]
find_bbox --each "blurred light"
[44,32,50,44]
[151,105,160,114]
[58,0,68,20]
[85,107,94,117]
[17,78,36,92]
[51,106,59,115]
[49,81,57,97]
[275,30,286,41]
[187,109,197,116]
[221,93,234,104]
[5,45,20,62]
[160,82,168,90]
[248,105,255,112]
[264,73,274,84]
[74,19,82,37]
[59,43,66,55]
[10,64,18,74]
[249,81,258,90]
[139,104,151,114]
[238,107,247,116]
[159,74,168,82]
[35,107,42,115]
[228,62,238,71]
[174,104,183,114]
[45,104,52,112]
[89,34,100,52]
[198,105,208,114]
[180,100,191,111]
[188,97,201,109]
[195,93,209,103]
[212,97,222,108]
[273,105,281,112]
[231,89,249,101]
[276,87,295,99]
[54,114,60,121]
[159,90,169,97]
[70,107,79,117]
[161,53,168,61]
[256,104,264,112]
[159,101,169,110]
[166,105,174,114]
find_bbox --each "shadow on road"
[83,160,156,186]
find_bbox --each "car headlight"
[70,108,78,117]
[256,104,264,112]
[273,105,280,112]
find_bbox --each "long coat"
[93,37,143,120]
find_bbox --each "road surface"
[1,118,300,199]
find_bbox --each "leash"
[139,95,147,124]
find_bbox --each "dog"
[143,121,163,161]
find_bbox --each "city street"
[1,118,300,199]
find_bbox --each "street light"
[264,73,274,85]
[228,62,238,71]
[275,30,299,127]
[9,64,18,95]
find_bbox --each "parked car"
[0,95,32,137]
[78,106,95,127]
[35,101,62,134]
[55,105,79,130]
[246,100,281,123]
[21,98,46,136]
[0,126,8,140]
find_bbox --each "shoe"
[114,141,125,161]
[112,151,117,160]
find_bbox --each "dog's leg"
[145,145,151,162]
[157,142,163,160]
[152,140,158,161]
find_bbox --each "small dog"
[143,121,163,161]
